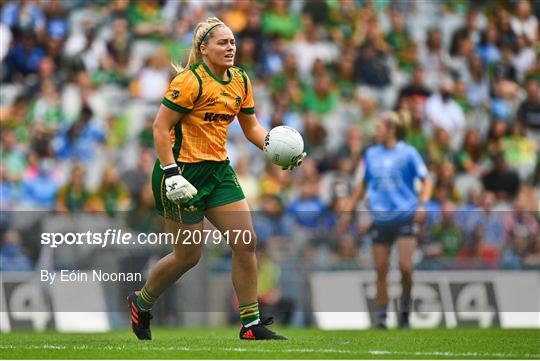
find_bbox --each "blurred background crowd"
[1,0,539,285]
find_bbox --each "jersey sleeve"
[162,71,200,114]
[409,146,429,180]
[239,71,255,115]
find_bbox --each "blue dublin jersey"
[363,141,429,226]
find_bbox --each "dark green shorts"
[152,159,245,224]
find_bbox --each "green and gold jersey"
[161,61,255,163]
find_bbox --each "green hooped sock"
[239,301,260,326]
[136,286,158,311]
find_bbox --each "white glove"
[282,152,307,170]
[162,164,197,204]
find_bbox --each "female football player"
[340,111,432,328]
[127,17,304,340]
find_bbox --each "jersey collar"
[201,61,233,85]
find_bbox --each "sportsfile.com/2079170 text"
[40,229,253,248]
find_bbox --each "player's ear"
[200,44,207,56]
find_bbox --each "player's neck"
[383,138,397,149]
[204,61,230,82]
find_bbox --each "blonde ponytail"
[171,17,225,73]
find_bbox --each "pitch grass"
[1,328,539,359]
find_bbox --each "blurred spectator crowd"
[1,0,540,274]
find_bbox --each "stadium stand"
[0,0,539,327]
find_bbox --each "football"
[263,126,305,168]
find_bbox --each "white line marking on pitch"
[367,350,540,358]
[1,344,539,358]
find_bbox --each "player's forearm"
[153,105,182,167]
[245,123,267,150]
[345,181,366,212]
[419,177,433,203]
[238,113,267,150]
[153,124,176,167]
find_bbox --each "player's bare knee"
[376,262,389,276]
[230,230,257,253]
[231,242,256,254]
[173,250,202,270]
[399,261,413,274]
[183,253,201,270]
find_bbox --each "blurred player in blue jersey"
[340,111,432,328]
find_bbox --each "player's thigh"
[164,218,205,261]
[205,199,256,252]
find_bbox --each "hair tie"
[198,24,222,49]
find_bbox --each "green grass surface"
[1,328,539,359]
